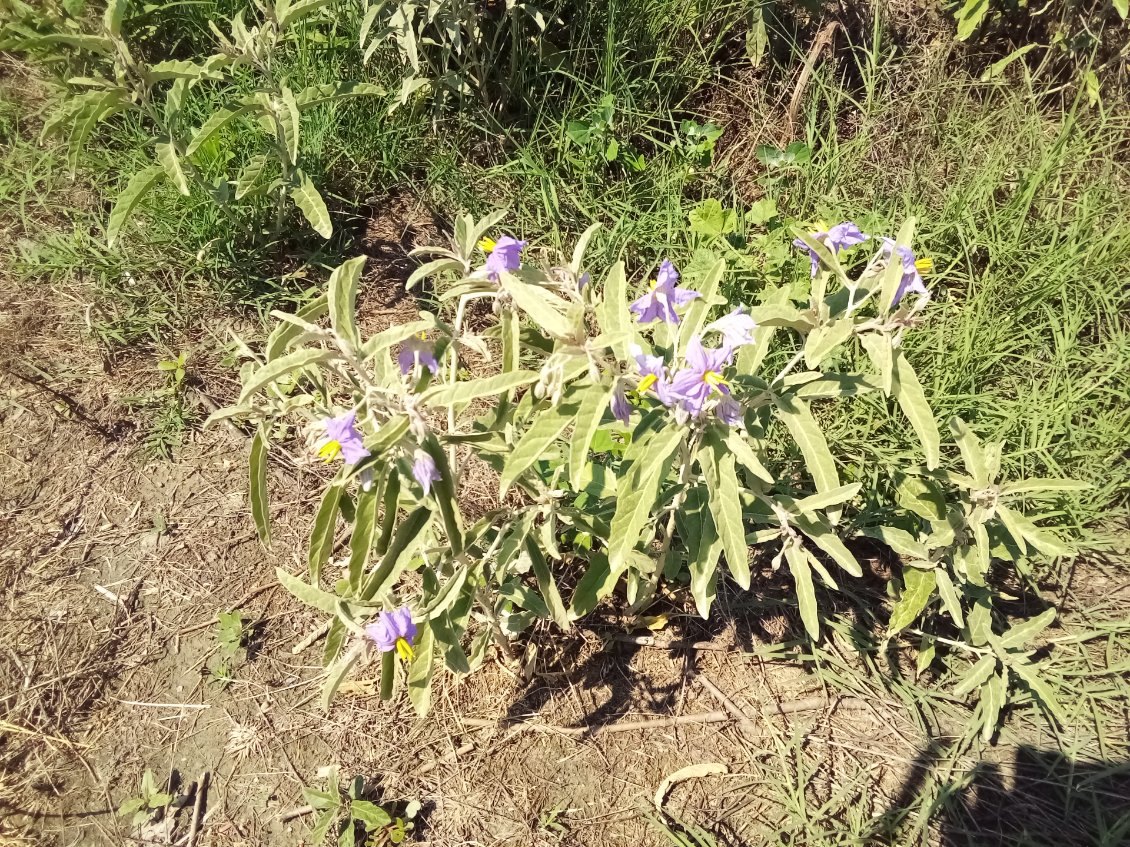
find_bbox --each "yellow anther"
[703,371,727,391]
[915,257,934,275]
[395,638,415,662]
[478,237,497,252]
[318,440,342,462]
[638,374,658,394]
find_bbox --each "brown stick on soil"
[186,771,209,847]
[786,21,840,135]
[697,675,759,736]
[459,711,731,737]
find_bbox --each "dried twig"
[697,675,758,736]
[786,21,839,133]
[459,711,730,737]
[186,771,209,847]
[175,582,277,635]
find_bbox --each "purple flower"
[578,271,591,291]
[631,344,673,406]
[716,395,743,426]
[609,381,631,425]
[365,605,417,661]
[398,333,439,376]
[669,335,733,416]
[412,449,441,495]
[882,238,929,306]
[317,411,371,464]
[628,260,700,325]
[706,307,757,351]
[484,235,527,281]
[792,221,868,277]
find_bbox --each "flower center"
[318,440,342,462]
[703,371,727,391]
[395,637,415,661]
[478,237,497,252]
[638,373,658,394]
[915,257,933,274]
[648,278,658,290]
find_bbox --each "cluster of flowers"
[313,220,931,663]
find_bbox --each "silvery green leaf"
[107,164,165,248]
[498,579,550,619]
[568,553,617,619]
[892,349,940,470]
[525,537,569,628]
[860,332,894,395]
[327,256,365,349]
[774,394,841,521]
[793,513,862,577]
[279,86,301,166]
[859,525,929,560]
[607,426,683,573]
[146,59,222,82]
[596,262,632,360]
[421,370,540,407]
[278,0,334,29]
[186,105,247,157]
[738,284,789,373]
[104,0,127,36]
[308,483,343,581]
[346,485,380,592]
[359,1,387,48]
[784,541,820,639]
[1010,659,1069,726]
[956,0,990,40]
[361,506,433,601]
[502,276,574,339]
[321,642,363,712]
[406,257,464,291]
[723,428,774,484]
[700,431,750,589]
[407,620,435,716]
[570,222,602,276]
[999,478,1092,496]
[234,154,270,200]
[995,504,1072,557]
[569,382,612,490]
[249,429,271,546]
[888,567,936,635]
[423,563,469,618]
[499,401,578,497]
[795,372,877,399]
[290,169,332,238]
[803,318,854,368]
[954,653,997,697]
[678,257,726,349]
[949,417,990,486]
[980,671,1007,742]
[677,487,721,619]
[935,569,964,627]
[276,568,376,616]
[966,596,993,647]
[266,295,328,360]
[896,474,947,521]
[155,139,190,196]
[791,483,861,515]
[467,208,510,256]
[239,347,335,402]
[295,81,386,109]
[999,607,1057,650]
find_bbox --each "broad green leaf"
[956,0,990,41]
[677,487,721,618]
[597,262,631,360]
[155,139,190,196]
[570,222,601,276]
[896,475,947,521]
[775,394,840,519]
[525,537,569,627]
[569,382,612,490]
[279,85,300,165]
[879,218,916,312]
[290,169,332,238]
[379,648,396,700]
[323,617,345,666]
[981,43,1039,81]
[239,347,335,402]
[678,258,726,349]
[999,607,1056,650]
[888,568,936,635]
[360,507,433,601]
[954,653,997,697]
[421,371,539,407]
[795,372,877,399]
[503,277,574,339]
[407,621,435,716]
[146,59,221,82]
[949,417,990,486]
[995,504,1072,557]
[308,484,343,581]
[107,165,165,248]
[421,437,463,552]
[1011,660,1069,726]
[360,319,434,361]
[186,105,247,157]
[327,256,365,349]
[499,579,550,619]
[803,319,854,368]
[999,478,1091,496]
[784,541,820,639]
[373,472,401,557]
[249,429,270,546]
[423,564,469,619]
[346,485,380,592]
[568,553,618,619]
[980,671,1007,742]
[607,427,683,573]
[499,402,578,497]
[860,332,894,395]
[701,432,750,589]
[723,429,774,483]
[892,349,940,470]
[935,569,965,627]
[793,514,862,577]
[276,567,373,615]
[350,800,392,830]
[967,597,993,647]
[406,257,464,291]
[1115,0,1129,19]
[972,521,991,582]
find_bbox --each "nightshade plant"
[214,211,1084,739]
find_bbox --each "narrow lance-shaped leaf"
[949,417,990,486]
[107,165,165,248]
[498,402,578,498]
[290,169,332,238]
[597,262,632,360]
[238,347,336,402]
[186,105,248,158]
[569,383,612,490]
[701,431,750,589]
[249,429,271,545]
[308,483,343,580]
[803,319,854,369]
[327,256,365,349]
[784,540,820,639]
[607,427,683,573]
[775,394,841,521]
[1010,659,1070,727]
[407,620,435,716]
[346,485,380,592]
[525,537,569,628]
[860,332,894,395]
[954,653,997,697]
[155,139,190,196]
[892,348,940,470]
[503,277,575,339]
[999,607,1057,650]
[980,671,1007,743]
[360,506,433,601]
[421,370,540,407]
